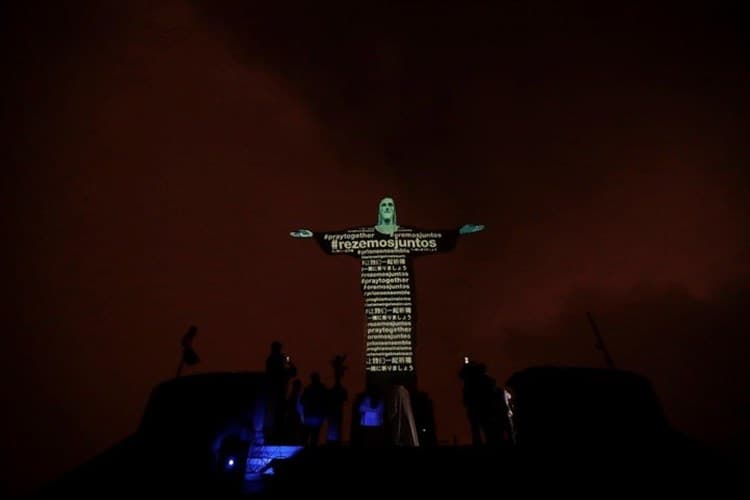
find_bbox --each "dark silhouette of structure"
[504,366,678,451]
[33,366,734,498]
[35,372,267,497]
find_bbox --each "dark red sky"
[3,1,749,496]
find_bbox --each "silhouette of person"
[300,372,328,447]
[176,325,199,377]
[327,355,348,445]
[354,384,386,447]
[285,379,304,444]
[459,360,502,446]
[264,341,297,443]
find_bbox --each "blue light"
[227,457,235,468]
[246,445,304,475]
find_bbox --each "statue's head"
[377,197,397,225]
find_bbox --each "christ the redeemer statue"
[290,197,484,389]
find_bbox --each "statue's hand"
[290,229,313,238]
[459,224,485,235]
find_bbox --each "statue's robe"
[312,225,460,387]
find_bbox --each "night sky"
[3,1,749,495]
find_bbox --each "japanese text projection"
[290,197,484,378]
[318,227,457,373]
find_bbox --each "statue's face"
[379,198,395,222]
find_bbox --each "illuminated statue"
[290,197,484,388]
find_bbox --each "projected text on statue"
[291,197,483,377]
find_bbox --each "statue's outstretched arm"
[290,229,313,238]
[459,224,485,235]
[289,228,358,257]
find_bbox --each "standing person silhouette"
[285,379,304,444]
[327,355,349,445]
[460,360,503,446]
[264,341,296,443]
[300,373,328,447]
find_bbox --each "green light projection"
[291,197,484,378]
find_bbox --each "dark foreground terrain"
[31,369,742,497]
